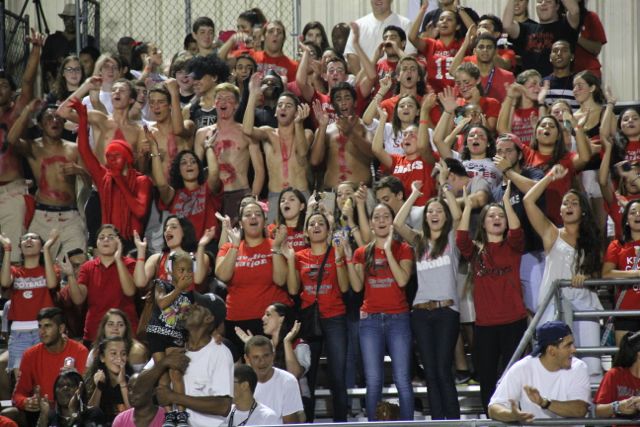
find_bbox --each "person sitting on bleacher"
[488,320,590,423]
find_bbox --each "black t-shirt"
[189,101,217,130]
[510,17,579,76]
[542,73,578,110]
[492,167,545,252]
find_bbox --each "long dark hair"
[169,150,205,189]
[276,188,307,231]
[91,309,134,358]
[302,21,330,52]
[364,203,395,275]
[568,189,602,276]
[162,215,198,253]
[416,197,453,259]
[530,115,568,172]
[574,70,605,105]
[461,125,496,160]
[84,337,133,397]
[239,201,267,239]
[613,331,640,368]
[621,201,640,245]
[51,55,85,101]
[613,107,640,164]
[391,95,419,138]
[269,302,295,370]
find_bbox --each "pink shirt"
[112,407,165,427]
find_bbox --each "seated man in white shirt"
[488,320,590,423]
[244,335,304,424]
[227,364,280,426]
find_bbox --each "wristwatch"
[541,398,551,409]
[612,400,622,416]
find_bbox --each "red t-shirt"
[375,59,398,101]
[380,94,442,127]
[604,239,640,310]
[606,194,640,241]
[385,154,437,206]
[251,51,298,84]
[511,107,538,146]
[522,145,576,226]
[595,367,640,409]
[353,241,412,314]
[456,228,526,326]
[9,265,57,321]
[267,224,308,253]
[218,239,292,321]
[573,11,607,78]
[295,247,346,318]
[163,182,220,238]
[456,96,501,119]
[12,339,88,410]
[625,140,640,162]
[462,56,516,102]
[77,257,137,342]
[420,37,463,93]
[0,416,17,427]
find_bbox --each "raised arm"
[572,111,593,170]
[310,100,329,167]
[497,83,525,134]
[601,87,617,140]
[363,75,392,126]
[561,0,581,29]
[383,234,412,288]
[295,44,316,102]
[133,231,151,288]
[408,3,428,53]
[6,99,40,156]
[0,235,13,288]
[271,226,289,287]
[64,98,106,185]
[14,29,44,110]
[502,0,521,39]
[42,230,60,289]
[294,104,312,158]
[111,173,153,219]
[449,25,476,76]
[242,73,271,141]
[215,228,241,282]
[393,181,421,244]
[114,240,136,297]
[248,138,264,198]
[597,135,614,204]
[204,135,220,192]
[147,128,175,205]
[433,87,457,158]
[166,78,194,139]
[350,22,377,96]
[371,106,393,169]
[502,181,521,230]
[418,93,437,164]
[523,165,565,251]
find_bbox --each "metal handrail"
[505,278,640,373]
[275,418,640,426]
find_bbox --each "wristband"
[541,398,551,409]
[231,245,240,250]
[612,400,622,416]
[136,257,145,262]
[3,245,11,252]
[271,248,282,256]
[419,119,429,124]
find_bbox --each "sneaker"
[455,370,471,385]
[175,411,189,427]
[162,411,176,427]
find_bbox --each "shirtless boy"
[7,102,88,258]
[243,72,313,223]
[311,82,373,190]
[194,83,264,223]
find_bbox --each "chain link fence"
[96,0,299,62]
[81,0,100,51]
[1,7,29,87]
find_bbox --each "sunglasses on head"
[616,160,640,172]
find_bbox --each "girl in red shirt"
[284,211,349,421]
[453,62,500,132]
[602,200,640,345]
[497,70,543,145]
[456,182,526,412]
[0,230,58,377]
[215,201,291,352]
[267,187,308,253]
[344,203,414,420]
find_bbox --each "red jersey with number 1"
[420,37,463,93]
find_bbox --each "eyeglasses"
[20,235,39,242]
[64,67,82,73]
[97,234,117,241]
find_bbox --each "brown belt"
[413,299,454,311]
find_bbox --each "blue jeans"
[359,312,414,420]
[308,315,349,422]
[411,307,460,419]
[8,328,40,370]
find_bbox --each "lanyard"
[483,66,496,96]
[228,400,258,427]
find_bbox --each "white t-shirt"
[183,340,234,427]
[344,12,416,60]
[226,402,280,426]
[489,355,590,424]
[254,368,303,422]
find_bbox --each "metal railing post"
[184,0,191,41]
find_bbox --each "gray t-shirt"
[414,230,460,310]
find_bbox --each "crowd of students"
[1,0,639,425]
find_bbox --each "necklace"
[279,133,294,187]
[227,400,258,427]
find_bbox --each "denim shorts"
[8,328,40,370]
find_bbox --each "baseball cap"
[193,292,226,328]
[496,132,523,148]
[531,320,572,357]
